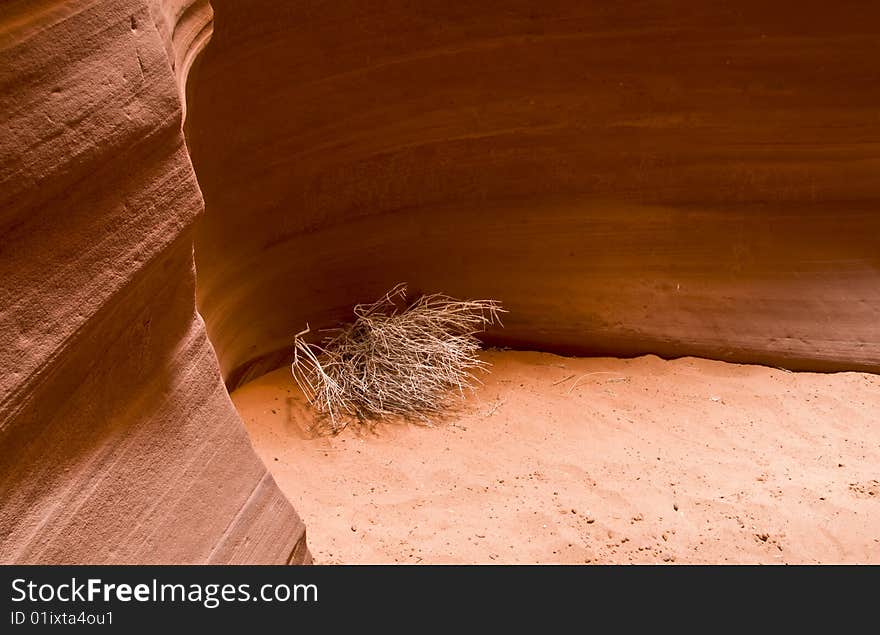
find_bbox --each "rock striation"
[184,1,880,389]
[0,0,308,563]
[2,0,878,563]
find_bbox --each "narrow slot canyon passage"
[181,1,880,563]
[10,0,878,567]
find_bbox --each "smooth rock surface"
[185,1,880,389]
[0,0,308,563]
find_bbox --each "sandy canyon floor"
[231,351,879,564]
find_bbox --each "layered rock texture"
[184,1,880,389]
[0,0,308,563]
[1,0,878,564]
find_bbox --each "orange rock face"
[1,0,878,564]
[0,0,308,563]
[185,1,880,389]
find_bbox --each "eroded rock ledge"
[184,1,880,389]
[0,0,308,563]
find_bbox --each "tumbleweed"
[291,283,504,434]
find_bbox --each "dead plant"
[291,283,504,434]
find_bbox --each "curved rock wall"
[185,1,880,389]
[0,0,308,563]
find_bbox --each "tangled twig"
[291,283,505,434]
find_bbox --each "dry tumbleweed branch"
[291,283,505,434]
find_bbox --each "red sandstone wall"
[0,0,308,564]
[2,0,878,563]
[184,1,880,389]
